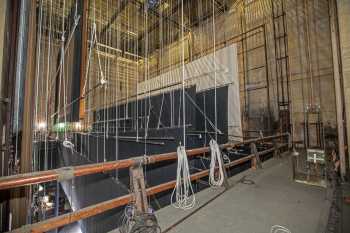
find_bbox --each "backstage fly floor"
[111,155,330,233]
[157,155,328,233]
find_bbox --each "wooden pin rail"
[0,134,289,191]
[10,143,287,233]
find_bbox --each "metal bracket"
[130,166,148,213]
[56,167,75,181]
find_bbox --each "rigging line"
[45,0,53,170]
[103,0,109,162]
[157,93,165,129]
[184,91,222,134]
[34,0,43,135]
[203,93,208,146]
[143,0,151,206]
[181,0,186,147]
[213,0,218,141]
[34,0,43,175]
[47,14,81,97]
[50,77,103,119]
[136,4,139,141]
[144,1,150,148]
[61,0,68,142]
[115,0,120,179]
[81,29,94,95]
[56,21,63,126]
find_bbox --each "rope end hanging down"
[209,139,225,187]
[119,204,161,233]
[171,146,196,210]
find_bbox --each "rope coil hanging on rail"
[209,139,225,187]
[171,146,196,210]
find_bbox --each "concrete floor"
[155,155,330,233]
[342,183,350,232]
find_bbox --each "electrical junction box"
[306,149,325,164]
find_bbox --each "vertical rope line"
[45,0,53,170]
[34,0,43,138]
[114,0,119,178]
[136,3,139,141]
[181,0,186,147]
[212,0,217,142]
[144,1,149,155]
[61,0,67,140]
[34,0,43,173]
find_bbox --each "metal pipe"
[0,134,289,191]
[10,143,288,233]
[329,0,346,177]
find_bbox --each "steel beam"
[329,0,347,177]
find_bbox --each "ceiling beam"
[99,0,129,36]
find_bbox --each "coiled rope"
[209,139,225,187]
[171,146,196,210]
[120,205,161,233]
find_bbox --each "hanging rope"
[171,146,196,210]
[59,0,74,150]
[212,0,218,142]
[119,204,161,233]
[209,139,225,187]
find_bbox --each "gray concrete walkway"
[156,155,329,233]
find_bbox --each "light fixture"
[74,122,83,131]
[36,121,47,130]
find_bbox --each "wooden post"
[78,0,89,120]
[329,0,347,177]
[129,166,148,213]
[10,0,37,229]
[273,140,280,158]
[250,143,262,169]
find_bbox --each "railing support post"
[250,143,262,169]
[129,165,148,213]
[273,140,280,158]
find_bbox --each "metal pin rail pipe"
[0,134,289,191]
[11,142,288,233]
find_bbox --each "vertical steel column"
[329,0,347,177]
[0,0,19,231]
[79,0,89,121]
[9,0,37,229]
[271,0,291,135]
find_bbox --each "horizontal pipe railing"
[0,133,289,191]
[11,143,288,233]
